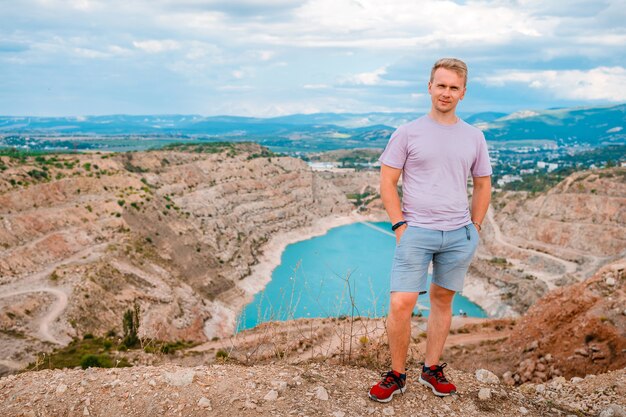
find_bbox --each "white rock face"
[315,386,329,401]
[475,369,500,385]
[197,397,212,409]
[598,404,626,417]
[264,390,279,401]
[478,388,492,401]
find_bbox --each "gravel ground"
[1,363,624,417]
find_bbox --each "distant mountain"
[464,112,508,124]
[0,104,624,152]
[0,113,414,134]
[266,112,417,128]
[480,104,625,146]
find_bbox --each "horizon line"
[1,102,624,120]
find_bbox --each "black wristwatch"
[391,221,408,231]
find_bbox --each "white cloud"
[303,84,330,89]
[277,0,556,49]
[575,34,626,46]
[107,45,133,56]
[183,41,223,61]
[73,47,108,59]
[217,85,254,92]
[132,40,180,53]
[2,0,625,115]
[478,67,626,102]
[344,66,410,87]
[257,50,275,61]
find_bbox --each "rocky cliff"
[0,143,353,373]
[493,168,625,275]
[465,167,626,317]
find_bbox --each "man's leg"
[419,226,477,396]
[424,283,455,367]
[388,291,419,374]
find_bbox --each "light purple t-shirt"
[379,115,492,231]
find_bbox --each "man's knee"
[429,285,455,309]
[389,293,418,317]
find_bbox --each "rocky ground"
[1,150,625,416]
[440,260,626,391]
[1,362,624,417]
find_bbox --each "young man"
[368,58,492,402]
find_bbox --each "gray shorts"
[390,224,479,294]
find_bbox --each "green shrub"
[80,354,112,369]
[122,303,140,348]
[80,354,100,368]
[27,169,48,180]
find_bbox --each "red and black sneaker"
[368,370,406,403]
[419,363,457,396]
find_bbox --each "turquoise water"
[238,222,486,331]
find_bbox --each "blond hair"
[430,58,468,86]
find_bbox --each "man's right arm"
[380,163,407,243]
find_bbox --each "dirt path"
[0,243,108,345]
[0,287,67,344]
[424,330,510,350]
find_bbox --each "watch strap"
[391,221,408,231]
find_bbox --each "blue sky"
[1,0,625,117]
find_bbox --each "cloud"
[575,34,626,46]
[303,84,330,89]
[162,0,306,18]
[217,85,254,92]
[257,50,275,61]
[132,40,180,53]
[477,66,626,102]
[1,0,625,116]
[343,67,411,87]
[231,69,246,79]
[73,47,109,59]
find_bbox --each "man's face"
[428,68,466,114]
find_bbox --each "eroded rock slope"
[0,144,352,372]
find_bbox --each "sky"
[1,0,625,117]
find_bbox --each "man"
[368,58,492,402]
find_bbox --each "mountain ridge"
[1,104,624,153]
